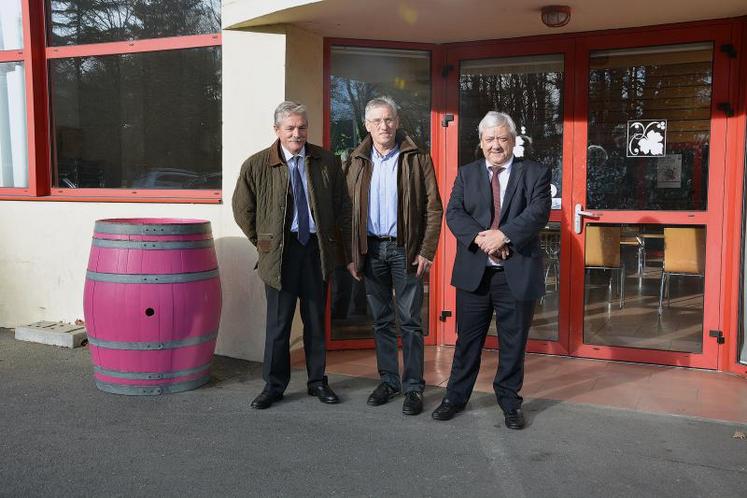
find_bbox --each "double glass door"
[442,25,732,367]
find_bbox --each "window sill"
[0,189,222,204]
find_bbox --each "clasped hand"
[475,229,510,260]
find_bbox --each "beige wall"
[0,25,325,363]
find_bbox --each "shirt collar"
[485,156,513,174]
[372,143,400,161]
[281,145,306,163]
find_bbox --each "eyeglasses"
[367,118,396,127]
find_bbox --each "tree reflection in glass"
[459,54,564,209]
[587,43,712,211]
[47,0,221,45]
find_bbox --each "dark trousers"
[364,238,425,393]
[446,268,536,411]
[263,234,327,395]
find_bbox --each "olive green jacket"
[232,140,352,290]
[344,131,443,273]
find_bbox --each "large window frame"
[0,0,221,203]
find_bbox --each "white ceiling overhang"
[224,0,747,44]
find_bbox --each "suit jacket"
[446,157,551,300]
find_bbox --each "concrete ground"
[1,328,746,497]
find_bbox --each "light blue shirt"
[282,145,317,234]
[367,144,400,237]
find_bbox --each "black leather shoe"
[251,391,283,410]
[308,384,340,404]
[431,398,465,421]
[503,408,526,430]
[402,391,423,416]
[367,383,400,406]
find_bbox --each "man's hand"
[490,247,510,260]
[475,229,508,255]
[412,255,433,278]
[347,262,361,281]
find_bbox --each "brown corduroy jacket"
[232,140,352,290]
[344,131,443,273]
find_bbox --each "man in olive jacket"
[345,96,443,416]
[233,101,352,409]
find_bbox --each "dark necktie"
[490,165,505,229]
[291,156,310,245]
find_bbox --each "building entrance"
[440,25,733,368]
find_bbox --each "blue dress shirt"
[367,144,400,237]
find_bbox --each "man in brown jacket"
[233,101,352,409]
[345,96,443,416]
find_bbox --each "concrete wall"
[0,24,324,363]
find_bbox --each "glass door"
[569,28,732,368]
[325,43,437,349]
[441,40,576,355]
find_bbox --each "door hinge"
[709,330,725,345]
[720,43,737,58]
[439,310,452,322]
[717,102,735,117]
[441,114,454,128]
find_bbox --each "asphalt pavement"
[1,328,746,497]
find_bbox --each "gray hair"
[478,111,517,139]
[274,100,307,126]
[364,96,399,121]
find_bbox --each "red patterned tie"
[489,166,504,264]
[490,166,505,229]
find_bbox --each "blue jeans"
[364,238,425,393]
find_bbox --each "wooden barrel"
[83,218,221,395]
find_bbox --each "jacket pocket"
[257,233,274,253]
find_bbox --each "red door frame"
[439,37,577,356]
[568,23,734,369]
[322,38,446,350]
[719,18,747,376]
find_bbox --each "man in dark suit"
[233,101,352,409]
[432,111,551,429]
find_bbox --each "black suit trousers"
[446,268,536,411]
[263,234,327,394]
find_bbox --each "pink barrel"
[83,218,221,395]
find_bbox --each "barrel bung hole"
[145,308,155,317]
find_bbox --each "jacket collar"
[351,130,420,161]
[269,139,322,167]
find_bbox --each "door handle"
[574,203,598,234]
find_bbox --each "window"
[587,43,712,211]
[0,0,28,189]
[50,47,221,190]
[0,0,222,201]
[47,0,220,46]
